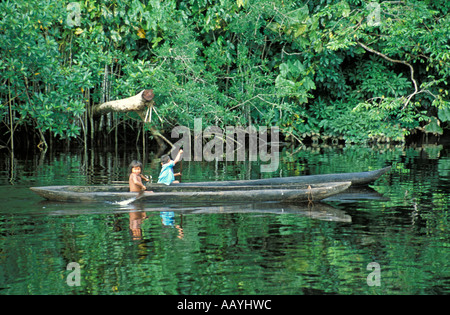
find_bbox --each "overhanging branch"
[357,41,418,108]
[92,89,155,115]
[91,88,173,148]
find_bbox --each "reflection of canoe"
[323,186,390,203]
[163,166,391,187]
[182,202,352,223]
[30,182,351,204]
[46,202,351,223]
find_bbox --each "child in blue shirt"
[157,149,183,185]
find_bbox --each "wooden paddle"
[117,174,149,206]
[131,175,152,203]
[179,159,183,182]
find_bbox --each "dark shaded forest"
[1,0,449,153]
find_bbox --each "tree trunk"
[92,89,155,116]
[91,89,173,148]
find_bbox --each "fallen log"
[92,89,155,116]
[91,88,173,148]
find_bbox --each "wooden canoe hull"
[30,182,351,204]
[165,166,391,187]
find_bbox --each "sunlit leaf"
[74,28,84,35]
[137,28,146,39]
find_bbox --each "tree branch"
[356,41,418,108]
[92,89,155,115]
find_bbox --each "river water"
[0,144,449,295]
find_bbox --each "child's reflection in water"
[128,209,184,240]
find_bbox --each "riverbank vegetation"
[1,0,449,152]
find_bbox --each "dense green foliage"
[1,0,449,149]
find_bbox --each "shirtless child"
[128,160,150,192]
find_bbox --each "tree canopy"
[1,0,449,150]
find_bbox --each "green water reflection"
[0,145,449,294]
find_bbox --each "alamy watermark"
[170,118,280,173]
[367,2,381,26]
[366,262,381,287]
[67,2,81,27]
[66,262,81,287]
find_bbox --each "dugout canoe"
[166,166,391,187]
[30,182,351,204]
